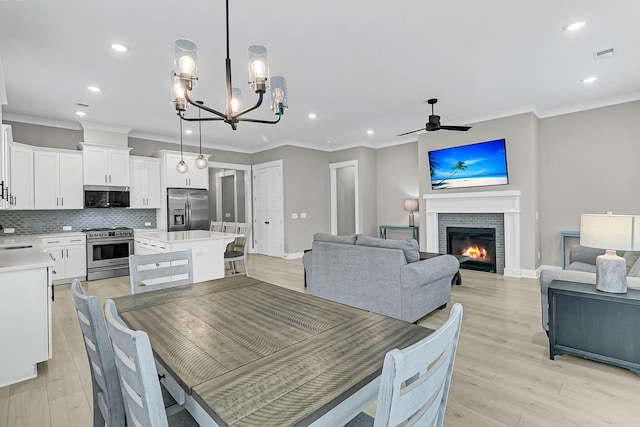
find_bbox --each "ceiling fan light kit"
[397,98,471,136]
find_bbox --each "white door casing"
[253,160,284,257]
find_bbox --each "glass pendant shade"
[231,88,242,113]
[195,154,208,169]
[248,45,269,92]
[176,159,188,174]
[174,39,198,79]
[270,76,287,115]
[171,72,186,110]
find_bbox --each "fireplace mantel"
[423,191,521,277]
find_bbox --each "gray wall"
[418,113,540,271]
[251,145,330,254]
[538,100,640,266]
[375,142,420,233]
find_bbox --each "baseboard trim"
[503,267,541,279]
[283,252,304,260]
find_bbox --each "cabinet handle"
[109,175,112,183]
[61,197,64,206]
[66,249,69,257]
[105,174,108,183]
[56,197,59,206]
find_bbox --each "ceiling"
[0,0,639,153]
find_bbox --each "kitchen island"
[134,230,241,283]
[0,238,54,387]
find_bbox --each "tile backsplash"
[0,209,157,235]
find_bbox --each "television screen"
[428,139,508,190]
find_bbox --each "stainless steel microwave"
[84,186,130,208]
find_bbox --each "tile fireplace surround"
[423,190,524,278]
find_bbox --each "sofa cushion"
[568,261,597,273]
[629,257,640,277]
[623,251,640,274]
[355,235,419,263]
[313,233,357,245]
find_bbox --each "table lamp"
[580,212,640,293]
[404,198,419,227]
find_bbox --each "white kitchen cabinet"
[9,142,34,209]
[130,156,161,208]
[0,124,11,209]
[81,144,131,187]
[34,149,83,209]
[41,234,87,284]
[0,264,52,387]
[163,152,209,189]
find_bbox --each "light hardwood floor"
[1,255,639,426]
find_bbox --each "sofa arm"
[401,254,459,287]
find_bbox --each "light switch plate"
[145,222,152,226]
[300,213,307,219]
[4,228,15,234]
[63,226,72,231]
[292,213,298,219]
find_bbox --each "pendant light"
[176,117,188,174]
[194,101,208,169]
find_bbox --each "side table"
[548,280,640,373]
[379,225,419,243]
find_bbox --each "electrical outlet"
[63,226,72,231]
[145,222,152,227]
[292,213,298,219]
[300,213,307,219]
[225,213,231,218]
[4,228,15,234]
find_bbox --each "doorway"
[253,160,284,257]
[330,160,360,235]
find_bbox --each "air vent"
[593,47,616,61]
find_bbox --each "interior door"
[253,162,283,257]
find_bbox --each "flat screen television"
[428,138,508,190]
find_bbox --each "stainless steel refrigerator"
[167,188,210,231]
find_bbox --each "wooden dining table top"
[112,275,433,427]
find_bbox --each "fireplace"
[447,227,497,273]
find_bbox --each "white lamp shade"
[580,213,640,250]
[404,198,419,212]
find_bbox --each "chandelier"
[171,0,288,133]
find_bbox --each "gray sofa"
[540,244,640,331]
[302,233,459,323]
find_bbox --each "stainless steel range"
[83,227,134,281]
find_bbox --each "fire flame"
[462,245,487,260]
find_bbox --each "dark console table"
[548,280,640,373]
[379,225,419,243]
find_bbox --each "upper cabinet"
[0,125,11,209]
[159,151,209,189]
[130,156,161,209]
[9,143,34,209]
[34,149,83,209]
[80,144,131,187]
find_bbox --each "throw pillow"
[355,235,419,263]
[628,256,640,277]
[623,251,640,274]
[313,233,357,245]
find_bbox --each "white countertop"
[0,232,84,273]
[135,230,241,243]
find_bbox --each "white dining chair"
[224,223,251,276]
[103,299,198,427]
[71,280,126,427]
[345,303,463,427]
[222,221,238,233]
[129,249,193,294]
[209,221,223,232]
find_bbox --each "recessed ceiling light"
[582,76,597,83]
[308,113,317,119]
[367,130,374,135]
[111,43,128,52]
[88,86,101,92]
[75,111,87,116]
[563,21,585,32]
[185,130,193,134]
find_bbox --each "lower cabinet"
[41,235,87,284]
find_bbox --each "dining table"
[111,275,433,426]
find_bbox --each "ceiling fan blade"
[439,125,472,132]
[396,128,425,137]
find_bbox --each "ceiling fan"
[397,98,471,136]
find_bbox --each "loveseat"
[302,233,459,323]
[540,244,640,331]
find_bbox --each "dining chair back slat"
[129,249,193,294]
